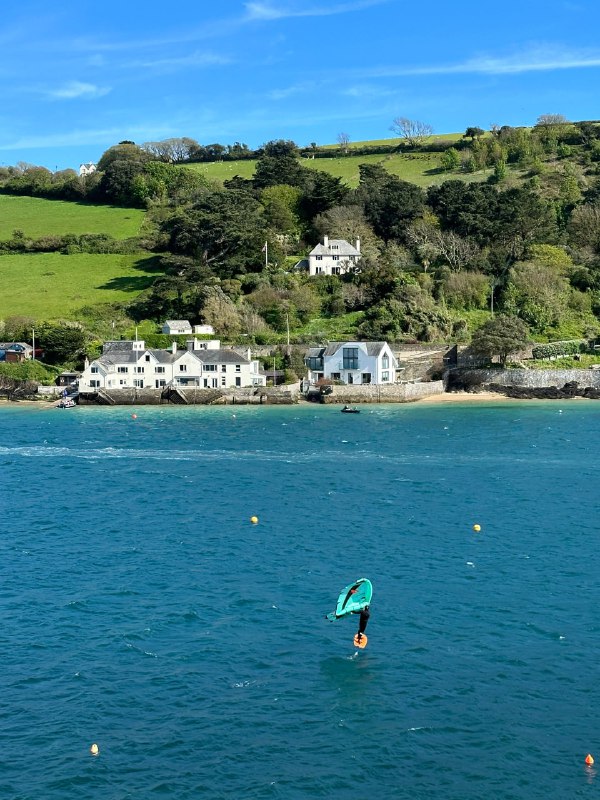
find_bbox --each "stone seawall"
[321,381,444,404]
[79,387,300,406]
[447,368,600,398]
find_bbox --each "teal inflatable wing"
[326,578,373,621]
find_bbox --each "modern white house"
[308,235,361,276]
[162,320,193,335]
[79,163,97,176]
[304,341,398,385]
[79,339,266,391]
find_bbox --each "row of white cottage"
[79,339,399,392]
[79,339,266,392]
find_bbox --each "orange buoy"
[585,754,594,766]
[90,743,99,756]
[131,413,137,420]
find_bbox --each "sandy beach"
[416,390,522,404]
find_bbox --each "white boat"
[57,397,76,409]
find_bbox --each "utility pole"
[32,327,35,361]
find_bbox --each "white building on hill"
[308,235,361,276]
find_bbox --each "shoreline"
[1,389,596,409]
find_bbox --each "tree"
[166,189,267,278]
[35,323,87,365]
[469,314,530,365]
[389,117,433,148]
[358,164,424,242]
[464,127,485,141]
[440,148,460,172]
[337,132,351,154]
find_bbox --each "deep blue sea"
[2,400,600,800]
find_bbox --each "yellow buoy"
[473,524,481,532]
[250,516,259,524]
[90,743,99,756]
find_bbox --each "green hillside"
[0,195,145,239]
[0,252,159,318]
[185,145,496,188]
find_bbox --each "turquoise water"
[2,401,600,799]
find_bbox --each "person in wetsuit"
[355,605,370,642]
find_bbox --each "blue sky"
[2,0,600,170]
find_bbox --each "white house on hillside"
[305,341,398,385]
[308,235,361,276]
[79,163,97,176]
[79,339,266,391]
[162,320,193,335]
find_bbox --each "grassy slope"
[0,252,160,318]
[185,147,495,188]
[0,195,145,239]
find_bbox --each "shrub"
[531,340,585,359]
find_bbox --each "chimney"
[172,341,177,354]
[186,339,196,352]
[356,236,361,253]
[247,348,252,361]
[323,235,329,249]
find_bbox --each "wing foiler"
[325,578,373,621]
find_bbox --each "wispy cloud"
[47,81,111,100]
[127,51,232,71]
[267,81,315,100]
[363,45,600,78]
[342,83,395,98]
[245,0,389,21]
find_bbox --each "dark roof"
[192,348,250,365]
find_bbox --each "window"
[382,371,389,382]
[332,255,339,261]
[235,377,241,387]
[343,347,359,370]
[316,267,323,274]
[117,366,128,374]
[119,379,127,386]
[221,376,226,386]
[135,366,144,374]
[212,378,218,388]
[203,378,208,387]
[179,364,187,372]
[362,373,371,384]
[348,373,353,384]
[134,379,144,388]
[331,372,340,380]
[382,355,389,369]
[221,364,227,372]
[90,379,100,388]
[156,366,165,374]
[307,357,323,370]
[331,244,339,249]
[235,364,241,372]
[204,364,216,372]
[145,355,151,362]
[155,379,166,388]
[332,267,340,275]
[91,366,99,374]
[316,255,323,261]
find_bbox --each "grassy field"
[0,195,145,240]
[0,252,160,319]
[186,151,495,188]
